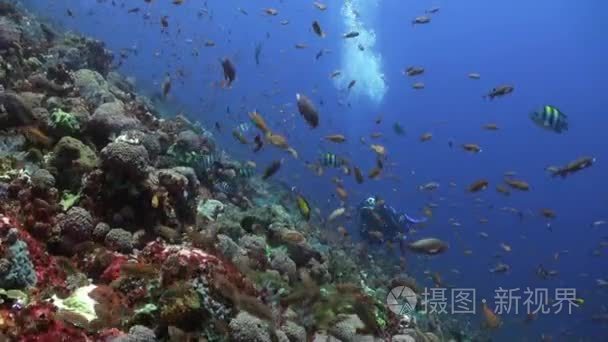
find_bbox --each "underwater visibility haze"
[0,0,607,340]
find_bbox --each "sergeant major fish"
[319,153,346,168]
[530,105,569,133]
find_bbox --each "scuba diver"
[357,196,427,243]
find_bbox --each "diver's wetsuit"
[357,196,427,242]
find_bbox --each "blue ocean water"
[22,0,608,340]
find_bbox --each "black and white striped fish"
[319,152,346,168]
[238,166,256,178]
[214,181,236,195]
[529,105,568,133]
[196,152,221,172]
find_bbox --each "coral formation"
[229,311,274,342]
[0,238,37,289]
[0,4,477,341]
[100,140,149,180]
[197,198,224,221]
[56,206,94,242]
[104,228,133,254]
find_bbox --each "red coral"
[17,302,88,342]
[11,182,59,240]
[0,215,67,292]
[100,255,128,284]
[116,278,148,306]
[96,328,125,341]
[140,240,256,295]
[88,285,130,330]
[211,254,257,297]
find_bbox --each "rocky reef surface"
[0,3,480,341]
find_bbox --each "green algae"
[59,191,81,211]
[50,108,80,134]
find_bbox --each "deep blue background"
[22,0,608,339]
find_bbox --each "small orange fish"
[482,302,502,329]
[120,262,159,279]
[483,123,499,130]
[368,167,382,179]
[324,134,346,143]
[249,111,270,134]
[336,186,348,201]
[504,178,530,191]
[266,132,289,149]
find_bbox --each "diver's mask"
[360,196,376,210]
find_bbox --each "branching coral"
[0,239,37,289]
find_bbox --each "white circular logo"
[386,286,418,315]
